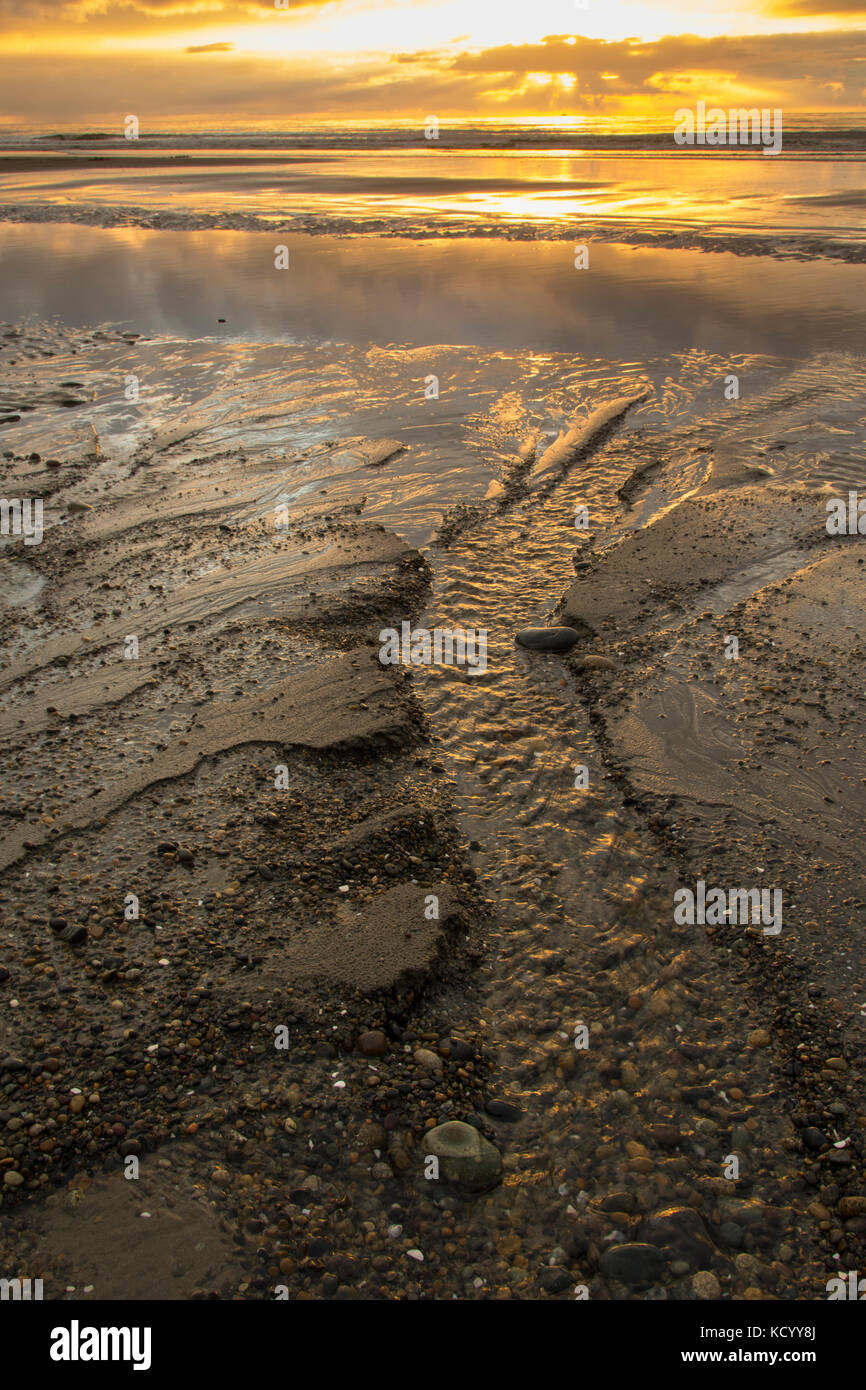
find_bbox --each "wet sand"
[1,142,865,261]
[1,296,866,1300]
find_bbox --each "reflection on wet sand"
[2,225,866,357]
[2,149,865,246]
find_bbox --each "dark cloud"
[767,0,866,11]
[0,0,336,35]
[444,30,865,89]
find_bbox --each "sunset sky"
[0,0,864,126]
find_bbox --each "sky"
[0,0,864,127]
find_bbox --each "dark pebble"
[59,925,87,945]
[803,1128,828,1150]
[485,1099,521,1123]
[600,1243,666,1285]
[515,626,579,652]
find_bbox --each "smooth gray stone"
[424,1121,502,1190]
[515,626,579,652]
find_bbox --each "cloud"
[767,0,866,11]
[186,41,235,52]
[0,0,338,36]
[0,26,863,121]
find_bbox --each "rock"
[577,655,617,672]
[838,1196,866,1219]
[357,438,405,468]
[718,1198,777,1230]
[414,1048,443,1074]
[620,1061,640,1091]
[539,1268,572,1293]
[515,627,579,653]
[0,1056,25,1071]
[647,1124,682,1148]
[2,1170,25,1188]
[692,1270,721,1299]
[748,1029,771,1047]
[59,925,87,945]
[829,1149,854,1168]
[358,1030,387,1057]
[718,1222,743,1249]
[803,1127,828,1150]
[601,1191,636,1213]
[48,916,67,932]
[600,1243,665,1284]
[639,1207,716,1270]
[425,1121,502,1191]
[485,1099,521,1123]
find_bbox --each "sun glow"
[0,0,862,124]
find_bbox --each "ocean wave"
[2,124,865,155]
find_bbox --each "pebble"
[599,1243,665,1284]
[414,1048,443,1074]
[485,1099,521,1122]
[515,627,579,652]
[692,1270,721,1299]
[424,1121,502,1190]
[358,1030,387,1057]
[577,655,617,672]
[59,925,87,945]
[647,1123,682,1148]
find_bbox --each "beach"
[1,131,866,1301]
